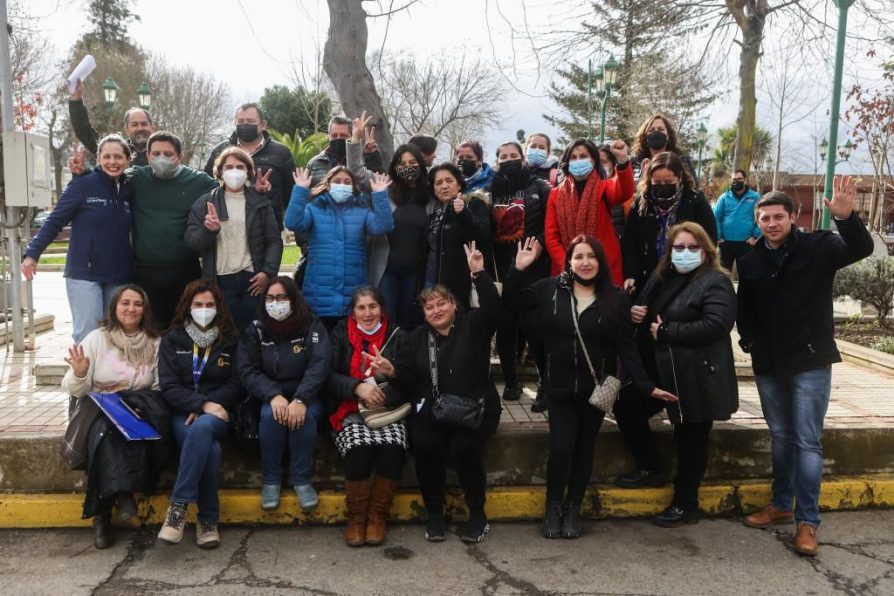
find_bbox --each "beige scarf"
[104,327,157,371]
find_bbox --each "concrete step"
[0,314,55,347]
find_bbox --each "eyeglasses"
[671,244,701,253]
[264,294,290,303]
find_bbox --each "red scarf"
[328,316,390,432]
[555,174,605,246]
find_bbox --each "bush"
[873,337,894,355]
[833,256,894,328]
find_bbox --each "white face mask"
[191,307,217,328]
[265,301,292,322]
[222,169,247,189]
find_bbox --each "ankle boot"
[561,502,583,538]
[366,476,399,546]
[93,513,113,549]
[541,500,563,539]
[343,479,371,547]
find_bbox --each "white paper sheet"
[67,55,97,94]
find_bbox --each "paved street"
[0,510,891,595]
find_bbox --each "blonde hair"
[654,221,727,279]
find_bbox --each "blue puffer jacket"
[285,186,394,317]
[466,162,495,192]
[25,166,133,284]
[713,187,762,242]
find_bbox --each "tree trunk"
[323,0,394,162]
[729,1,768,174]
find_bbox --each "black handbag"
[427,332,484,430]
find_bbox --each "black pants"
[546,397,605,503]
[412,391,501,514]
[719,240,751,274]
[614,386,665,472]
[496,308,522,387]
[135,262,201,330]
[672,421,713,512]
[343,445,406,481]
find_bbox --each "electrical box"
[2,131,53,208]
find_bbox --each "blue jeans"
[258,399,323,485]
[65,278,119,343]
[755,366,832,527]
[378,262,419,328]
[170,414,229,524]
[217,270,261,333]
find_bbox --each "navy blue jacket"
[25,167,133,284]
[158,328,242,415]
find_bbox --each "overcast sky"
[22,0,894,173]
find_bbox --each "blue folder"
[88,392,161,441]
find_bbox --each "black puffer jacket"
[637,268,738,423]
[184,186,284,281]
[158,328,242,415]
[238,317,331,404]
[737,213,873,376]
[621,187,718,297]
[503,269,654,402]
[204,131,297,223]
[325,319,410,415]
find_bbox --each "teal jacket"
[713,187,761,242]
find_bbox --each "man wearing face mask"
[713,169,761,273]
[69,78,154,166]
[306,116,385,188]
[204,103,296,226]
[455,140,495,192]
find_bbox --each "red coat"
[544,163,634,284]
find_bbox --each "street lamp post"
[102,76,119,109]
[587,59,593,142]
[696,122,708,184]
[818,136,853,228]
[137,82,152,110]
[599,55,618,144]
[821,0,856,229]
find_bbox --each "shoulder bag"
[570,297,621,413]
[427,332,484,430]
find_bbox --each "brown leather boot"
[365,476,399,546]
[794,523,818,556]
[743,504,794,529]
[343,479,371,547]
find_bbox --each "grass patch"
[281,245,301,267]
[40,257,67,265]
[48,242,68,249]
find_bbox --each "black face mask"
[571,272,597,287]
[731,180,746,193]
[395,164,421,182]
[499,159,524,179]
[457,158,478,178]
[329,138,347,162]
[236,123,260,143]
[646,131,668,150]
[652,183,678,200]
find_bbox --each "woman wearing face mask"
[524,133,560,186]
[185,147,283,331]
[238,276,331,513]
[157,280,242,549]
[326,286,410,547]
[543,138,634,285]
[454,140,495,192]
[623,222,737,527]
[284,166,394,331]
[631,114,698,186]
[621,152,717,299]
[486,141,552,404]
[505,235,672,539]
[23,134,135,344]
[424,163,492,309]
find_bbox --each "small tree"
[833,256,894,329]
[267,130,328,168]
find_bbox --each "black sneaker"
[653,505,700,528]
[530,384,547,413]
[460,512,490,544]
[541,500,562,539]
[424,511,446,542]
[560,502,583,539]
[615,469,667,489]
[502,384,523,402]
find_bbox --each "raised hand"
[71,79,85,101]
[292,167,312,188]
[514,236,542,271]
[464,240,484,274]
[452,193,465,214]
[254,167,273,193]
[22,256,38,280]
[825,175,857,220]
[370,172,392,192]
[204,202,221,232]
[610,139,629,162]
[67,143,87,176]
[361,344,396,377]
[351,111,373,142]
[248,272,269,296]
[364,125,379,153]
[64,343,90,378]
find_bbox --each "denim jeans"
[258,399,323,485]
[378,261,420,328]
[170,413,229,524]
[65,278,119,343]
[217,270,261,333]
[755,366,832,527]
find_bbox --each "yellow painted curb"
[1,475,892,528]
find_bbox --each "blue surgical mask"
[527,148,547,167]
[329,183,354,203]
[568,159,594,178]
[671,249,703,274]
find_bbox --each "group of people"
[24,81,874,557]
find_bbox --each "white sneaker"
[158,502,187,544]
[196,521,220,549]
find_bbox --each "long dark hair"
[171,279,237,343]
[101,283,158,338]
[632,113,683,162]
[388,144,431,206]
[259,276,312,330]
[564,234,619,321]
[560,138,603,178]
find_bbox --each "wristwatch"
[292,398,304,405]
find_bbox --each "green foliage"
[709,126,774,180]
[267,130,329,168]
[85,0,141,49]
[833,256,894,328]
[259,85,332,139]
[872,336,894,355]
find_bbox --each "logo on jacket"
[311,332,319,344]
[292,344,304,354]
[217,357,230,367]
